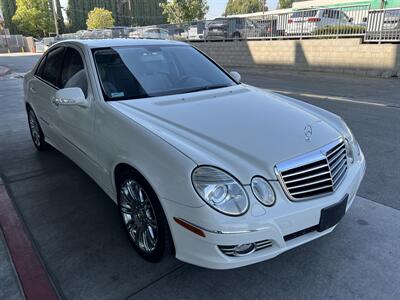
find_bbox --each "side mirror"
[230,71,241,83]
[52,87,88,108]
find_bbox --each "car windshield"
[93,45,236,101]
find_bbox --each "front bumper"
[162,154,366,270]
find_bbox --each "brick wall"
[193,38,400,78]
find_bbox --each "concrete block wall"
[193,38,400,78]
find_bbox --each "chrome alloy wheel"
[29,110,41,147]
[119,179,158,253]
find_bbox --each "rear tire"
[27,107,49,151]
[117,170,174,262]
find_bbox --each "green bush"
[314,25,366,35]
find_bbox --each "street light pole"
[52,0,59,36]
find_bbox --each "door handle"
[30,86,37,93]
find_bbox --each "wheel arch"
[113,162,162,206]
[113,162,176,254]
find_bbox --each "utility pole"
[262,0,265,15]
[52,0,59,36]
[262,0,266,19]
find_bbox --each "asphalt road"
[0,55,399,300]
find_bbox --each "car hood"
[109,85,342,183]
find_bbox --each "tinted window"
[42,47,65,87]
[60,47,88,97]
[93,45,236,101]
[35,56,47,78]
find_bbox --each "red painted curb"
[0,182,60,300]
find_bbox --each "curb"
[0,178,60,300]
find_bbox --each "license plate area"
[318,194,348,232]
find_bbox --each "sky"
[59,0,280,21]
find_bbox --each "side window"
[324,10,340,19]
[60,47,88,97]
[41,47,65,87]
[35,56,47,78]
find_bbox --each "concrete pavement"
[0,55,399,300]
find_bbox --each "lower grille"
[275,139,348,201]
[219,239,273,257]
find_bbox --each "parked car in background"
[186,21,206,40]
[286,8,353,35]
[129,27,169,39]
[107,26,134,38]
[24,39,365,269]
[205,17,263,40]
[254,17,286,37]
[91,29,113,39]
[366,9,400,40]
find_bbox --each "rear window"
[291,10,317,18]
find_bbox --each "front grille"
[275,139,348,201]
[219,239,273,257]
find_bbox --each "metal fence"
[56,5,399,45]
[365,8,400,42]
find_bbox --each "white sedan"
[24,39,365,269]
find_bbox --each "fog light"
[234,243,255,256]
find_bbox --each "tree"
[278,0,294,9]
[224,0,264,16]
[12,0,54,37]
[86,7,115,29]
[160,0,209,24]
[67,1,166,32]
[0,0,18,33]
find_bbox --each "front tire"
[117,172,173,262]
[27,107,49,151]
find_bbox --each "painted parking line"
[0,178,60,300]
[267,89,400,109]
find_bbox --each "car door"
[54,46,102,181]
[29,46,65,144]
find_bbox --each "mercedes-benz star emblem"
[304,124,313,141]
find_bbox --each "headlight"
[340,118,361,163]
[192,166,249,216]
[344,138,354,164]
[251,177,276,206]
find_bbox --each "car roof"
[56,38,187,49]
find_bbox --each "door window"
[41,47,65,87]
[60,47,88,97]
[35,56,47,78]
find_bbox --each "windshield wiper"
[149,84,231,97]
[181,84,230,94]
